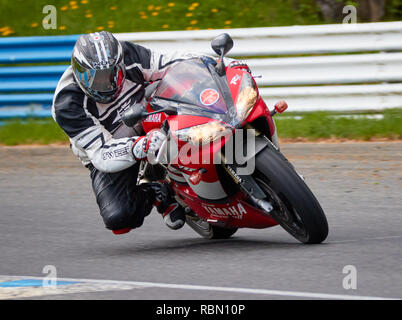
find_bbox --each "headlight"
[175,121,233,145]
[236,73,258,121]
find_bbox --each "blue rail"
[0,35,78,63]
[0,35,78,119]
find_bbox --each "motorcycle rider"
[52,31,198,234]
[52,31,250,235]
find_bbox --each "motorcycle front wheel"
[253,144,329,244]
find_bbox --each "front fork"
[221,131,279,215]
[223,162,274,214]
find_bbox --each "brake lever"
[153,138,168,165]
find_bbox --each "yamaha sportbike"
[123,34,328,244]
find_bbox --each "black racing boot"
[152,183,186,230]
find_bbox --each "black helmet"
[71,31,126,104]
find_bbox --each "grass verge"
[0,109,401,146]
[275,109,402,141]
[0,0,325,37]
[0,119,68,145]
[1,0,401,37]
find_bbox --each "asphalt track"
[0,142,401,300]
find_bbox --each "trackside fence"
[0,22,401,118]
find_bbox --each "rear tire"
[254,144,328,244]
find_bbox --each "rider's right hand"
[132,129,167,161]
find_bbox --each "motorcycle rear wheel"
[254,144,329,244]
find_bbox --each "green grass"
[0,110,401,145]
[2,0,400,38]
[275,109,402,141]
[0,0,348,37]
[0,119,68,145]
[0,1,400,36]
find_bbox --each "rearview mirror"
[211,33,234,56]
[211,33,234,76]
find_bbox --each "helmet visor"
[89,64,124,92]
[73,59,126,103]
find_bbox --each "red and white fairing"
[141,59,279,229]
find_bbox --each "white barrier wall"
[115,22,402,112]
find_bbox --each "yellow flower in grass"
[185,12,193,17]
[186,26,193,30]
[188,3,199,11]
[81,0,88,3]
[162,24,169,29]
[96,26,104,30]
[69,1,77,5]
[2,30,14,36]
[152,11,159,16]
[110,6,117,10]
[155,6,162,11]
[71,5,79,10]
[31,22,39,28]
[61,6,68,11]
[211,8,218,13]
[140,15,148,19]
[85,13,93,18]
[59,26,66,30]
[190,20,198,25]
[167,2,175,7]
[224,20,232,25]
[1,27,14,36]
[147,5,154,11]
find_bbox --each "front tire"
[254,144,328,244]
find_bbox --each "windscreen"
[153,58,228,116]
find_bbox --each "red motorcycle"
[123,34,328,244]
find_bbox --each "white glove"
[132,130,167,161]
